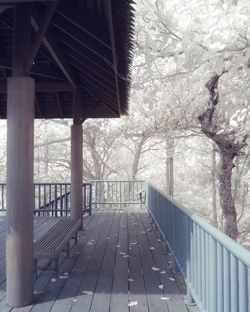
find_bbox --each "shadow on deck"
[0,208,199,312]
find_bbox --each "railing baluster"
[238,261,248,312]
[119,182,122,209]
[223,248,230,312]
[49,184,51,215]
[205,232,210,311]
[38,184,41,213]
[230,253,239,311]
[2,184,4,210]
[217,242,223,311]
[193,223,197,295]
[89,184,92,215]
[201,228,206,309]
[197,226,202,299]
[190,221,195,293]
[209,236,217,311]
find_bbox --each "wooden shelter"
[0,0,134,307]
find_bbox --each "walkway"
[0,208,198,312]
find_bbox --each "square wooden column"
[6,4,34,307]
[70,124,83,227]
[70,92,83,228]
[6,77,35,307]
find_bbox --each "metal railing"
[146,183,250,312]
[0,183,92,216]
[91,180,145,210]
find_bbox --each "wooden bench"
[34,218,82,277]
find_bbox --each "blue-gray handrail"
[146,183,250,312]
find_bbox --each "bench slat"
[34,218,81,258]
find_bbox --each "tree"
[198,72,248,240]
[82,120,123,180]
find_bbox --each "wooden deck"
[0,208,199,312]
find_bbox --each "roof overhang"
[0,0,135,119]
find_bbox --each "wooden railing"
[91,180,145,210]
[0,183,92,216]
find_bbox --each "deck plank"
[109,212,129,312]
[70,211,115,312]
[0,209,199,312]
[89,212,120,312]
[29,213,105,312]
[135,211,170,312]
[140,212,189,312]
[127,210,149,312]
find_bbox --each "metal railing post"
[95,181,97,210]
[89,183,92,216]
[186,287,195,305]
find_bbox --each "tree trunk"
[211,146,218,227]
[233,156,240,202]
[44,143,49,175]
[166,138,174,197]
[131,137,145,180]
[198,72,247,240]
[217,152,238,240]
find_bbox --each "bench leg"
[74,232,78,244]
[34,258,38,279]
[54,258,59,278]
[66,242,71,257]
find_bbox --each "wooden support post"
[6,4,35,307]
[6,76,35,307]
[70,92,83,228]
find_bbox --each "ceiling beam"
[0,0,61,3]
[12,3,32,76]
[25,1,58,72]
[0,58,67,80]
[105,0,121,116]
[55,91,63,118]
[0,5,12,15]
[73,90,84,125]
[0,81,74,93]
[31,10,78,89]
[35,95,42,118]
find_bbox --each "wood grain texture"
[0,209,199,312]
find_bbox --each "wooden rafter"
[51,16,112,63]
[54,29,113,76]
[105,0,121,116]
[31,10,78,89]
[73,67,116,101]
[25,1,58,72]
[79,83,119,117]
[0,0,135,119]
[68,57,115,90]
[62,44,114,81]
[56,3,111,50]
